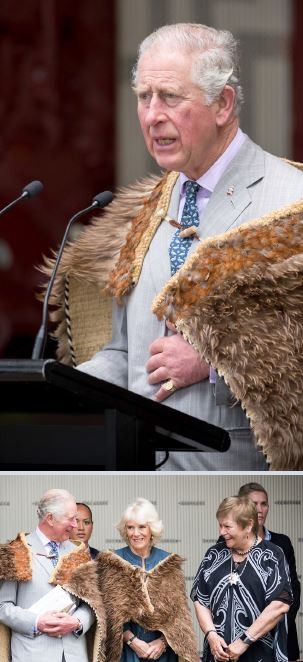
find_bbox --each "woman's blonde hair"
[116,497,164,544]
[216,496,258,535]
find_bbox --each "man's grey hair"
[132,23,244,115]
[37,489,76,522]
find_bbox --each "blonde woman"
[97,498,199,662]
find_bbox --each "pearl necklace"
[233,534,258,556]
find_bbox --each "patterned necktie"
[48,540,59,566]
[169,179,200,275]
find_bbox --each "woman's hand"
[207,631,230,661]
[128,637,153,658]
[226,639,248,660]
[129,636,166,659]
[146,636,167,659]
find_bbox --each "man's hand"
[37,610,81,637]
[146,321,209,402]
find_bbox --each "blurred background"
[0,0,302,359]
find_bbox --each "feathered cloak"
[40,169,303,469]
[0,533,106,662]
[67,549,200,662]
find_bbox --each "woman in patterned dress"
[191,496,292,662]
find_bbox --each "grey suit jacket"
[78,136,303,470]
[0,531,94,662]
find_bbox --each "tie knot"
[185,180,200,195]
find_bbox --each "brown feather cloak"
[67,549,200,662]
[0,533,106,662]
[40,167,303,469]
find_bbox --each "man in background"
[238,482,301,661]
[71,503,99,559]
[0,488,94,662]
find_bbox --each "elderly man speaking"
[50,23,303,471]
[0,489,97,662]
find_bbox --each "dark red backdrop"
[0,1,115,357]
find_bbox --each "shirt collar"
[263,526,271,540]
[36,525,60,548]
[180,127,246,194]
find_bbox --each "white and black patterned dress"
[191,540,292,662]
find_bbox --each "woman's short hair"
[132,23,243,115]
[37,489,75,522]
[216,496,258,535]
[116,497,164,543]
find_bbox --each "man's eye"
[138,92,152,102]
[162,93,181,105]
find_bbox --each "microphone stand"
[0,181,43,218]
[31,191,113,361]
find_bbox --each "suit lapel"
[27,531,54,578]
[28,534,74,578]
[60,540,74,556]
[197,136,265,241]
[147,137,265,293]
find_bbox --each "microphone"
[0,180,44,218]
[31,190,114,360]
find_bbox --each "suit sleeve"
[0,581,37,637]
[284,538,301,620]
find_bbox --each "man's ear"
[45,513,54,528]
[215,85,236,126]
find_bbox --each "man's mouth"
[153,137,176,146]
[157,138,174,145]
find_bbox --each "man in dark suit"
[71,503,99,559]
[238,482,301,661]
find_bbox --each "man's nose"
[145,95,166,124]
